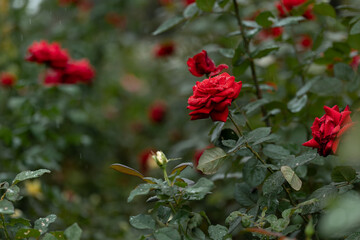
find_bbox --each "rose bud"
[62,59,95,84]
[26,40,69,69]
[154,41,175,58]
[148,101,167,124]
[187,50,228,77]
[303,105,354,157]
[350,54,360,71]
[276,0,315,20]
[187,72,242,122]
[0,72,16,87]
[152,151,168,168]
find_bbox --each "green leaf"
[0,182,9,189]
[234,183,257,207]
[153,16,185,35]
[188,213,202,229]
[233,59,250,75]
[197,147,227,175]
[0,199,14,215]
[208,225,228,240]
[12,169,51,185]
[243,160,267,187]
[210,122,225,143]
[111,163,155,183]
[302,185,338,214]
[184,178,214,200]
[263,144,290,160]
[246,127,271,144]
[129,214,155,230]
[154,227,181,240]
[244,99,269,115]
[287,95,308,113]
[48,231,66,240]
[157,206,171,224]
[42,233,58,240]
[128,183,155,202]
[183,3,199,19]
[255,11,274,28]
[252,45,279,59]
[334,63,355,81]
[350,20,360,35]
[5,185,21,201]
[219,48,235,58]
[15,229,41,239]
[331,166,356,183]
[296,79,317,97]
[196,0,215,12]
[281,166,302,191]
[290,152,317,168]
[273,16,305,27]
[64,223,82,240]
[263,171,285,195]
[346,232,360,240]
[170,162,193,175]
[34,214,57,235]
[310,77,343,96]
[313,3,336,18]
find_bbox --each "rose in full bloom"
[187,50,229,77]
[26,40,69,68]
[187,72,242,122]
[276,0,315,20]
[43,59,95,85]
[0,72,16,87]
[148,101,167,124]
[154,42,175,58]
[62,59,95,84]
[303,105,354,157]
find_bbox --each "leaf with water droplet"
[12,169,51,185]
[34,214,57,235]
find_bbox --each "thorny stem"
[228,113,308,222]
[232,0,270,127]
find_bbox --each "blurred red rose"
[62,59,95,84]
[138,149,156,174]
[105,12,126,29]
[26,40,70,69]
[187,50,228,77]
[44,69,63,86]
[154,42,175,58]
[257,27,284,41]
[0,72,16,87]
[184,0,195,6]
[350,55,360,71]
[276,0,315,20]
[149,101,167,124]
[298,35,313,49]
[188,72,242,122]
[303,105,354,157]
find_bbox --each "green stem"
[232,0,270,127]
[1,214,10,240]
[163,168,171,186]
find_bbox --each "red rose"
[276,0,314,20]
[44,69,63,86]
[154,42,175,58]
[187,72,242,122]
[149,101,167,124]
[298,35,313,49]
[26,40,69,69]
[303,105,354,157]
[138,149,155,174]
[62,59,95,84]
[187,50,229,77]
[184,0,195,6]
[350,55,360,71]
[0,72,16,87]
[258,27,284,41]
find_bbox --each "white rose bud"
[153,151,168,167]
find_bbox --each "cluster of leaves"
[0,169,82,239]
